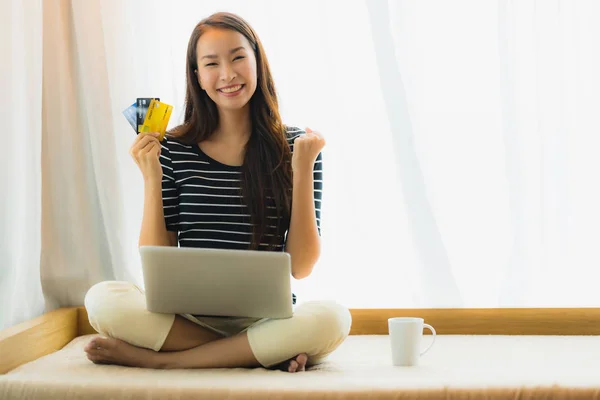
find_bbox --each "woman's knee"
[245,300,352,367]
[301,301,352,348]
[84,281,176,351]
[84,281,145,337]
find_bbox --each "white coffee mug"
[388,317,436,366]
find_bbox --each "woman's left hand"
[291,127,326,172]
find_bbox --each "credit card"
[139,99,173,141]
[122,102,137,132]
[136,97,159,133]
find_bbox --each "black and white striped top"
[159,126,322,251]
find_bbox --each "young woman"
[83,12,351,373]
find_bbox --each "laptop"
[139,246,293,319]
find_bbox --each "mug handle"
[420,323,436,356]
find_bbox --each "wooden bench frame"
[2,307,600,374]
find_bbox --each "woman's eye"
[234,56,245,61]
[206,63,217,67]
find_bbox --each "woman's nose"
[220,65,236,82]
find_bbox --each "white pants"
[84,281,352,367]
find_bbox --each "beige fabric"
[84,281,351,366]
[85,281,176,351]
[247,300,351,367]
[3,335,600,399]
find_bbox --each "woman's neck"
[212,105,252,147]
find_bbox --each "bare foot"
[277,353,308,373]
[84,336,159,368]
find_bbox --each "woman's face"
[195,27,258,112]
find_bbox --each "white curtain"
[2,0,600,329]
[1,0,45,330]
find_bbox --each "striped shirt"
[159,126,322,251]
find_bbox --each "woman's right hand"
[129,132,163,184]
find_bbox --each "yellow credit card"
[139,99,173,141]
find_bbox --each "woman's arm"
[134,135,178,248]
[285,165,321,279]
[285,126,325,279]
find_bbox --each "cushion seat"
[2,334,599,399]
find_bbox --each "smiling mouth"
[218,84,244,94]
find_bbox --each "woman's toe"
[288,360,299,373]
[86,349,106,364]
[93,336,115,349]
[84,335,112,351]
[296,354,308,371]
[84,338,98,352]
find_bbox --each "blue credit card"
[123,103,137,132]
[122,102,137,132]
